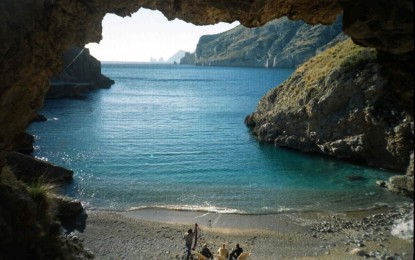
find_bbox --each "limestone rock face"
[49,47,114,94]
[183,16,346,68]
[388,175,414,197]
[245,39,413,171]
[387,153,414,196]
[407,153,414,177]
[0,0,412,156]
[180,52,197,65]
[47,47,114,98]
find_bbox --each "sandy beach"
[75,206,413,260]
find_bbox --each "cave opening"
[85,8,239,63]
[26,7,412,215]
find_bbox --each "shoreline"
[76,206,413,259]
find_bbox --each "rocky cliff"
[180,52,197,65]
[0,165,91,259]
[47,47,114,98]
[182,16,346,68]
[245,39,413,172]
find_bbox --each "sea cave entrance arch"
[85,8,239,63]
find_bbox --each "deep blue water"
[28,64,409,214]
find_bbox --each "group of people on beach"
[215,243,243,260]
[184,227,244,260]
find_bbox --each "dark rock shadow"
[61,209,88,234]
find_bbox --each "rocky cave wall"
[0,0,413,166]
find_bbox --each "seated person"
[217,243,229,259]
[200,243,213,259]
[229,243,243,260]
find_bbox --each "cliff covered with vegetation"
[181,16,346,68]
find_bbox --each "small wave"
[126,205,339,215]
[127,204,245,214]
[276,206,299,213]
[34,156,49,162]
[391,204,414,240]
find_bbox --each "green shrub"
[340,48,376,70]
[28,180,53,214]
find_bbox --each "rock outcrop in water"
[181,16,346,68]
[5,151,74,183]
[245,39,413,173]
[47,47,114,99]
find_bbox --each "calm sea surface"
[28,64,409,214]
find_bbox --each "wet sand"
[76,207,413,259]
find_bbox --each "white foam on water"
[391,204,413,240]
[127,204,244,214]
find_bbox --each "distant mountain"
[179,52,196,65]
[167,50,187,64]
[181,16,347,68]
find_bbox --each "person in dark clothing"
[183,228,195,260]
[200,243,213,259]
[229,243,243,260]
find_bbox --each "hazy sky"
[85,8,239,62]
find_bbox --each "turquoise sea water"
[28,64,409,214]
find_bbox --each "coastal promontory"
[245,39,413,174]
[47,47,114,99]
[181,16,346,68]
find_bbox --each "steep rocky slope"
[180,52,197,65]
[182,16,346,68]
[47,47,114,98]
[0,166,92,259]
[245,39,413,172]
